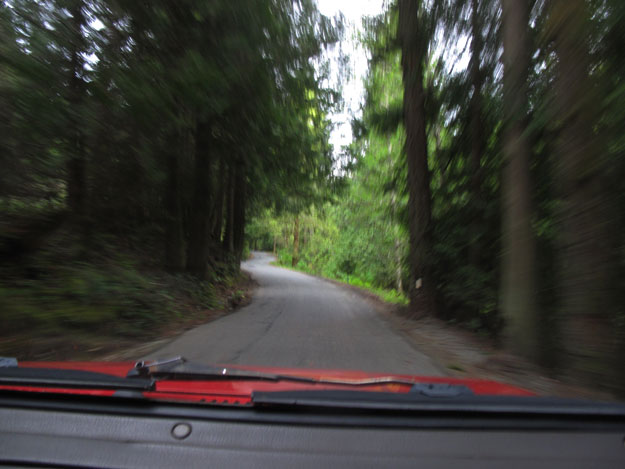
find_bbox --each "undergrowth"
[0,231,246,355]
[274,250,408,305]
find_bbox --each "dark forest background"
[2,0,625,395]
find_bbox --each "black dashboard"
[1,392,624,468]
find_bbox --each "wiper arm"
[129,356,420,387]
[128,357,333,383]
[0,366,154,391]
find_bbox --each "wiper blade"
[251,390,625,416]
[0,367,154,391]
[129,356,420,387]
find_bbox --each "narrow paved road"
[151,252,443,375]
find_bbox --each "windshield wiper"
[0,358,154,391]
[128,356,427,387]
[0,356,456,394]
[250,390,625,416]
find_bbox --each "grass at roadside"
[271,258,408,305]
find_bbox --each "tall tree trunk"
[232,162,246,262]
[548,0,621,387]
[390,183,403,293]
[387,138,404,294]
[394,237,403,293]
[398,0,435,315]
[469,0,484,267]
[222,163,235,254]
[210,156,226,243]
[66,0,88,245]
[292,215,300,267]
[500,0,538,360]
[185,121,213,279]
[165,139,185,272]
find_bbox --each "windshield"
[0,0,624,404]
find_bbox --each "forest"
[249,0,625,393]
[0,0,341,355]
[1,0,625,394]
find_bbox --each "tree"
[398,0,436,315]
[499,0,539,360]
[547,0,621,386]
[185,121,214,279]
[164,128,187,272]
[468,0,485,267]
[292,215,300,267]
[63,0,88,238]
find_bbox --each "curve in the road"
[150,251,444,376]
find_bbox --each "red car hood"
[0,360,534,405]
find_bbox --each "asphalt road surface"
[151,252,444,375]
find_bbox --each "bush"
[0,261,173,336]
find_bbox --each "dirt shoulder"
[319,276,616,401]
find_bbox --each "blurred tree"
[546,0,621,386]
[0,0,341,273]
[500,0,539,360]
[468,0,484,267]
[398,0,436,314]
[62,0,89,241]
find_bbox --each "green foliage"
[1,0,342,261]
[0,0,342,339]
[274,248,408,305]
[0,261,172,336]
